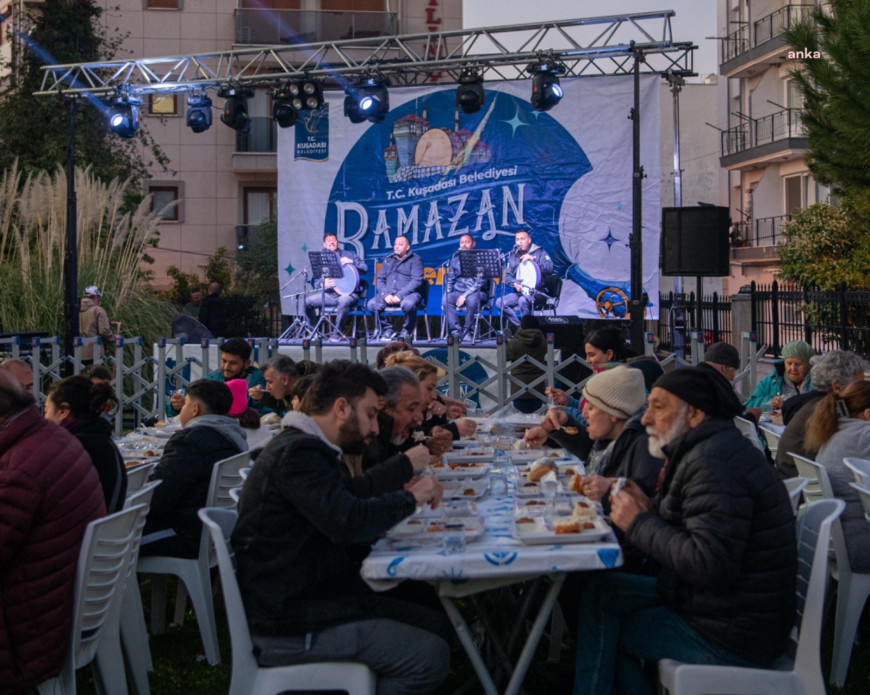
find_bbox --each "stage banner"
[277,74,660,320]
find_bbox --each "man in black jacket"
[444,233,488,339]
[232,361,449,695]
[368,235,423,340]
[495,229,554,329]
[141,379,248,558]
[573,367,797,695]
[198,282,228,337]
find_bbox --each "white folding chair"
[125,461,158,496]
[198,508,376,695]
[733,416,764,451]
[783,477,809,515]
[844,457,870,487]
[137,449,250,666]
[37,504,147,695]
[761,427,781,460]
[790,452,824,503]
[791,453,870,688]
[659,498,845,695]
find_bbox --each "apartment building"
[90,0,462,287]
[717,0,827,288]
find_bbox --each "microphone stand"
[279,267,309,341]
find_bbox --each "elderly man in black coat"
[573,366,797,695]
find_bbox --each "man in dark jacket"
[495,229,554,329]
[304,233,368,339]
[444,233,488,339]
[368,235,423,340]
[573,367,797,695]
[142,379,247,558]
[232,361,449,695]
[198,281,228,337]
[0,370,105,692]
[506,315,547,413]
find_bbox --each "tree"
[787,0,870,196]
[0,0,166,187]
[778,202,870,290]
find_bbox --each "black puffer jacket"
[69,416,127,513]
[232,422,415,636]
[626,418,797,665]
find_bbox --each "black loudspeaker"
[538,315,590,384]
[661,206,731,277]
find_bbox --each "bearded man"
[572,366,798,695]
[232,360,449,695]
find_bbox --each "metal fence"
[750,280,870,358]
[656,292,732,353]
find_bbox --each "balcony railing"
[720,108,807,157]
[753,214,791,246]
[235,8,398,46]
[721,4,814,65]
[236,116,277,153]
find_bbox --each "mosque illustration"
[384,108,493,183]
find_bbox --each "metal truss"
[36,11,695,98]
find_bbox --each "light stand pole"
[628,44,646,354]
[63,95,79,374]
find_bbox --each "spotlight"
[456,70,485,114]
[272,88,298,129]
[344,78,390,124]
[299,78,323,110]
[186,94,213,133]
[219,86,253,132]
[529,61,566,112]
[108,96,140,139]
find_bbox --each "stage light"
[456,70,485,114]
[299,78,323,110]
[186,94,212,133]
[529,61,566,112]
[344,78,390,124]
[272,88,298,128]
[219,86,253,132]
[108,96,140,139]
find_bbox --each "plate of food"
[508,448,566,464]
[511,516,611,544]
[387,516,486,542]
[415,499,478,518]
[439,478,490,499]
[442,449,495,464]
[429,461,491,479]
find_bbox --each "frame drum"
[516,259,541,296]
[333,264,360,296]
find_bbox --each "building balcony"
[720,108,808,170]
[233,117,278,173]
[235,8,398,46]
[720,4,814,79]
[752,215,791,247]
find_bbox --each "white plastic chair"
[229,487,242,505]
[761,427,781,460]
[239,467,251,481]
[37,504,147,695]
[844,457,870,487]
[198,508,376,695]
[137,449,250,666]
[658,498,845,695]
[791,453,870,688]
[125,461,158,496]
[783,477,809,515]
[790,452,824,503]
[733,416,764,451]
[849,482,870,522]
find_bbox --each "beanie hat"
[704,342,740,369]
[781,340,815,362]
[626,357,665,393]
[652,366,744,419]
[582,366,646,420]
[83,285,102,297]
[226,379,249,417]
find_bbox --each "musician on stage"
[444,234,488,339]
[368,235,424,341]
[495,229,554,329]
[304,233,368,339]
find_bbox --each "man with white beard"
[572,367,798,695]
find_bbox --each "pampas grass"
[0,162,177,345]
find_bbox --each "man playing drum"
[304,233,368,340]
[495,229,554,331]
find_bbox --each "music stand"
[308,251,345,339]
[457,249,501,344]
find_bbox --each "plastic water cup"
[444,522,466,554]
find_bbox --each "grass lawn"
[74,578,870,695]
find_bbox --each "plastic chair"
[380,280,431,341]
[126,461,158,495]
[37,504,148,695]
[198,508,376,695]
[844,457,870,487]
[239,467,251,481]
[658,498,845,695]
[229,487,242,505]
[534,275,562,317]
[790,452,824,503]
[137,449,251,666]
[849,481,870,522]
[733,416,764,452]
[783,477,809,515]
[761,427,781,460]
[791,453,870,688]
